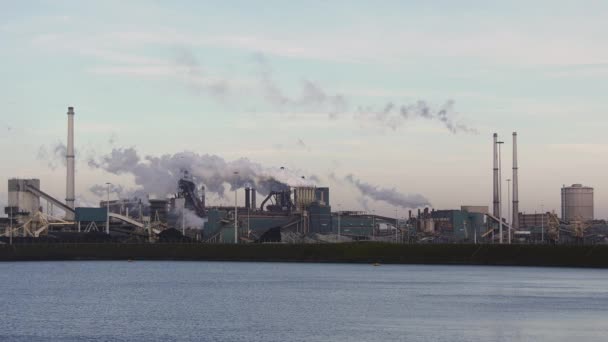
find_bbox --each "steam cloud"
[89,183,126,197]
[181,208,206,229]
[253,53,349,117]
[37,142,68,170]
[345,174,430,209]
[87,147,316,199]
[171,51,477,134]
[357,99,478,134]
[174,49,230,99]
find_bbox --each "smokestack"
[512,132,519,230]
[245,187,251,209]
[493,133,499,217]
[251,188,257,210]
[66,106,75,219]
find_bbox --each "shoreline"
[1,243,608,268]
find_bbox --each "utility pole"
[541,204,544,244]
[9,205,13,245]
[395,208,398,243]
[106,182,111,235]
[372,209,375,239]
[234,171,239,244]
[507,178,511,244]
[337,204,341,242]
[181,206,185,236]
[497,141,504,244]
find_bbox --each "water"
[0,262,607,342]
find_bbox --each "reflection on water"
[1,261,607,342]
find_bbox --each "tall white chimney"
[66,106,75,219]
[512,132,519,230]
[493,133,499,217]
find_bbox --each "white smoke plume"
[345,174,430,209]
[179,208,206,229]
[252,53,475,133]
[172,50,476,134]
[356,99,477,134]
[253,53,349,117]
[88,148,317,199]
[37,142,68,170]
[89,184,126,197]
[174,49,230,99]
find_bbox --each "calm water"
[0,261,607,342]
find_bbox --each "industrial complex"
[1,107,607,245]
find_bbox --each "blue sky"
[1,1,608,217]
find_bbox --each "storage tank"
[561,184,593,222]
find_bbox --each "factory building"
[518,212,551,229]
[7,179,41,218]
[331,212,376,237]
[561,184,594,222]
[308,202,332,233]
[99,198,145,219]
[430,209,487,241]
[204,185,333,243]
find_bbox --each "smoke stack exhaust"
[66,106,75,219]
[245,187,251,209]
[512,132,519,230]
[493,133,499,217]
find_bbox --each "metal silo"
[561,184,594,222]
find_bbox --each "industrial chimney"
[512,132,519,230]
[245,187,251,209]
[251,188,257,210]
[66,106,75,219]
[493,133,499,217]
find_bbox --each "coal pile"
[158,228,195,243]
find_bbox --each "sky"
[1,0,608,218]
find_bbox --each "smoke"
[174,49,230,99]
[75,195,98,208]
[296,138,312,152]
[251,54,475,134]
[357,196,371,211]
[115,49,477,135]
[37,142,68,170]
[345,174,430,209]
[253,53,349,117]
[108,133,117,146]
[88,147,317,198]
[180,208,206,229]
[356,99,478,134]
[89,184,126,197]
